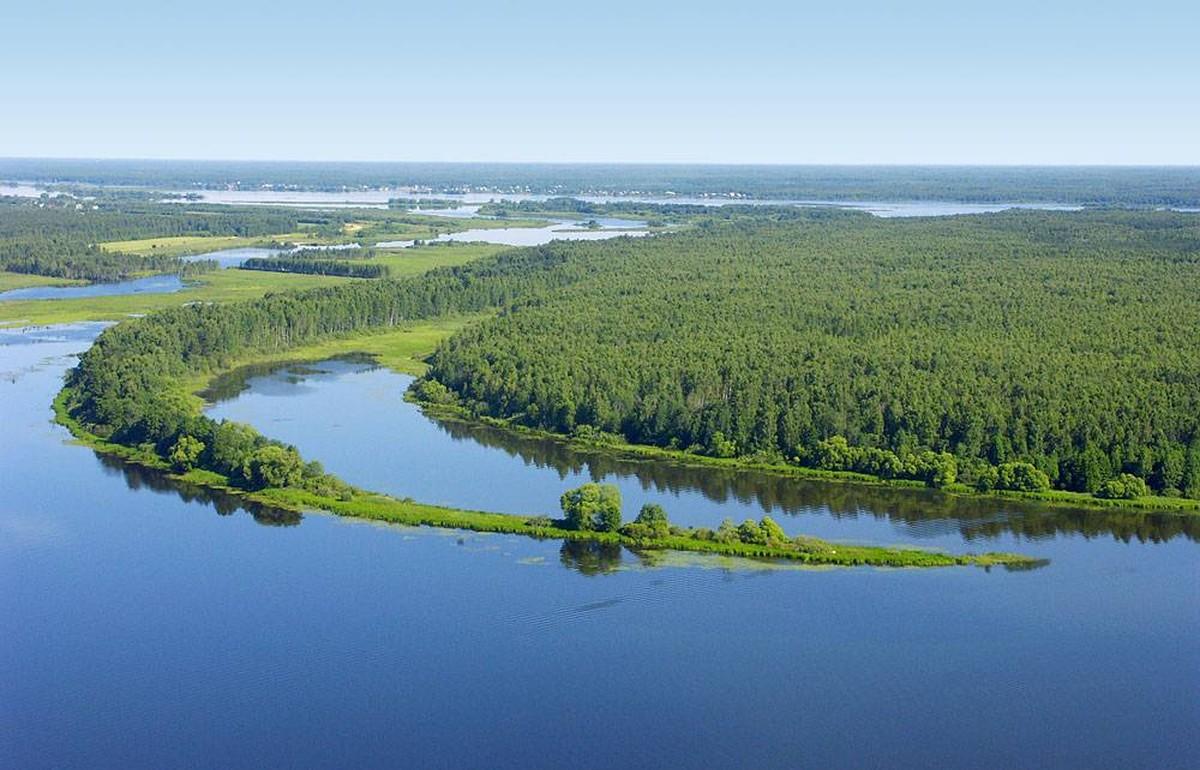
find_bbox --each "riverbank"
[169,319,1200,519]
[52,385,1041,570]
[408,401,1200,517]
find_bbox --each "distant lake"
[375,218,651,248]
[182,243,362,268]
[0,273,184,302]
[161,187,1087,218]
[181,246,280,268]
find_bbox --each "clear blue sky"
[2,0,1196,164]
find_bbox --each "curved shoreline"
[181,334,1199,519]
[52,387,1043,570]
[407,398,1200,517]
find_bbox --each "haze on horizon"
[2,0,1197,165]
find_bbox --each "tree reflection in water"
[95,453,301,526]
[432,415,1199,544]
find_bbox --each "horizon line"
[2,156,1199,169]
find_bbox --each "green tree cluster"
[560,483,622,532]
[422,211,1200,499]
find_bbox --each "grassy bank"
[0,272,87,292]
[178,315,1198,519]
[181,315,488,398]
[52,387,1041,570]
[0,269,352,326]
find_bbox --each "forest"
[239,257,389,278]
[421,209,1200,499]
[58,206,1200,507]
[0,196,299,281]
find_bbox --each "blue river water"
[2,328,1198,769]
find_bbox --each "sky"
[1,0,1197,164]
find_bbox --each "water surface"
[0,273,184,302]
[375,218,650,249]
[174,187,1085,218]
[3,330,1198,769]
[205,359,1200,549]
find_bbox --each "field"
[99,232,317,257]
[0,243,510,326]
[0,272,85,291]
[181,315,488,394]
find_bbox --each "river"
[5,329,1195,768]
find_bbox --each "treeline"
[478,197,851,223]
[5,160,1200,205]
[552,482,829,553]
[240,257,388,278]
[0,197,299,242]
[422,210,1200,499]
[288,247,377,260]
[0,239,213,282]
[57,206,1200,503]
[0,197,299,281]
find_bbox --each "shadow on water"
[94,453,301,526]
[430,414,1200,544]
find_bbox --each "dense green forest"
[0,239,215,281]
[478,197,807,224]
[5,160,1199,205]
[0,196,299,242]
[59,207,1200,504]
[239,257,388,278]
[0,196,299,281]
[422,210,1200,498]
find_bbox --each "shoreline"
[174,330,1200,520]
[409,399,1200,517]
[51,387,1043,571]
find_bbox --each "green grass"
[100,231,323,257]
[0,272,86,291]
[0,242,506,327]
[179,315,488,398]
[0,268,352,326]
[369,243,510,276]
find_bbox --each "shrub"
[168,435,204,471]
[1095,473,1150,500]
[995,462,1051,492]
[560,482,622,532]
